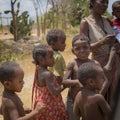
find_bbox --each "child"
[63,34,107,120]
[32,44,68,120]
[0,61,45,120]
[112,1,120,29]
[46,29,66,85]
[112,1,120,58]
[73,62,111,120]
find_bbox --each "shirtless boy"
[73,62,111,120]
[63,34,101,120]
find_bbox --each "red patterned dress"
[32,68,68,120]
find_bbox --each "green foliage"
[15,11,34,39]
[17,2,20,9]
[104,11,113,20]
[4,2,34,40]
[4,10,11,14]
[0,42,18,64]
[67,0,89,26]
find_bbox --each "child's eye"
[74,47,80,51]
[83,46,89,49]
[19,80,23,83]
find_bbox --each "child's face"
[93,67,104,90]
[45,49,54,67]
[113,7,120,20]
[54,37,66,51]
[9,67,24,92]
[72,40,90,61]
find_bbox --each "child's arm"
[24,108,32,114]
[104,46,116,71]
[99,72,109,96]
[63,61,83,88]
[17,102,45,120]
[44,71,65,95]
[97,94,111,120]
[0,105,2,114]
[4,99,45,120]
[73,92,81,118]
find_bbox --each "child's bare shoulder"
[94,94,106,103]
[90,59,100,66]
[66,59,76,67]
[75,91,82,100]
[41,70,53,78]
[2,97,16,108]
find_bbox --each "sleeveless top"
[32,67,68,120]
[85,16,114,58]
[2,89,25,120]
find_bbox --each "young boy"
[46,29,66,85]
[112,1,120,29]
[63,34,108,120]
[112,0,120,55]
[0,61,45,120]
[73,62,111,120]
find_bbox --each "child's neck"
[38,65,47,69]
[4,88,15,94]
[53,49,58,51]
[77,58,90,63]
[83,86,97,93]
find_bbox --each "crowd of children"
[0,0,120,120]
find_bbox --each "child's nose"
[79,48,84,52]
[22,81,25,85]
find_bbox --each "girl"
[32,44,68,120]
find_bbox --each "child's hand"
[76,80,83,90]
[34,102,46,114]
[25,108,32,114]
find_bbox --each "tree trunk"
[11,0,18,41]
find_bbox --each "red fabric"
[112,18,120,29]
[32,67,68,120]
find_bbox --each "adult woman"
[80,0,119,105]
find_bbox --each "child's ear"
[4,81,11,88]
[88,78,95,86]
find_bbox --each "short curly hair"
[112,1,120,11]
[0,61,19,84]
[32,44,52,65]
[72,34,90,47]
[46,29,66,45]
[78,62,100,86]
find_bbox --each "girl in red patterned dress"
[32,44,68,120]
